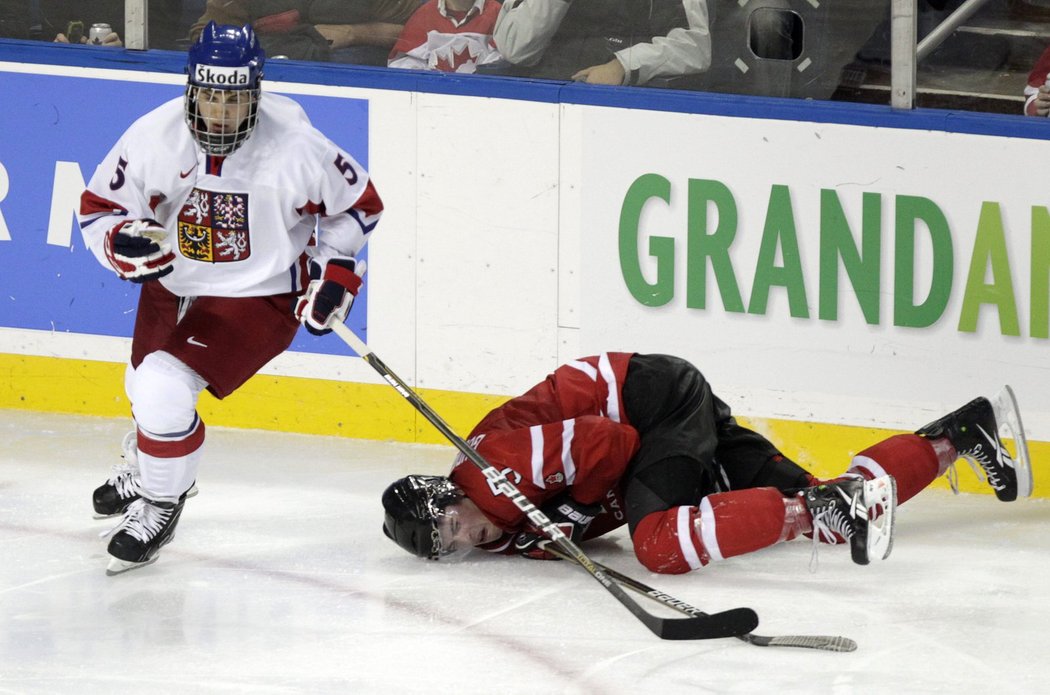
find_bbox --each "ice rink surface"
[1,410,1047,694]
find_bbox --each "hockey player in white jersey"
[78,22,384,574]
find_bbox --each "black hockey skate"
[93,431,198,518]
[803,475,897,565]
[103,494,187,576]
[916,385,1032,501]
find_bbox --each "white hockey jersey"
[79,93,382,298]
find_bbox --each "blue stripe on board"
[3,38,1049,140]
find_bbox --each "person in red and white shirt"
[382,353,1031,574]
[80,23,383,576]
[388,0,503,73]
[1024,45,1050,116]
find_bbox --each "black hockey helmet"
[382,475,465,560]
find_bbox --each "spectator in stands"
[0,1,183,49]
[189,0,420,65]
[0,0,120,42]
[388,0,501,73]
[1024,45,1050,116]
[491,0,711,86]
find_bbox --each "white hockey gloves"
[104,219,175,283]
[295,257,365,336]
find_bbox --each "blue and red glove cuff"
[323,258,363,295]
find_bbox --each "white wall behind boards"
[0,58,1046,440]
[411,93,562,395]
[570,105,1049,437]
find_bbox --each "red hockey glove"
[104,219,175,283]
[513,491,602,560]
[295,257,365,336]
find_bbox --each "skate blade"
[104,529,177,575]
[106,555,159,576]
[990,385,1033,498]
[863,475,897,562]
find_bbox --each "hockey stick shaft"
[330,323,757,640]
[540,542,857,652]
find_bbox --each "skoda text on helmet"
[184,22,265,156]
[381,475,470,561]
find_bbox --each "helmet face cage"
[184,22,265,156]
[382,475,465,560]
[184,84,260,156]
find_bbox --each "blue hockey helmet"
[184,22,266,155]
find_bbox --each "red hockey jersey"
[387,0,502,73]
[449,352,639,552]
[1024,45,1050,115]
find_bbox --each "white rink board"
[412,92,561,393]
[568,105,1050,437]
[0,59,1047,439]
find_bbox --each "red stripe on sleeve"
[352,179,384,217]
[80,189,127,216]
[297,201,326,215]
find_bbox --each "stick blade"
[744,634,859,651]
[655,607,759,640]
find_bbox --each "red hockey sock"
[846,433,944,504]
[698,487,797,560]
[136,419,205,500]
[632,487,794,574]
[781,494,813,541]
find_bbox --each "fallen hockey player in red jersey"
[381,352,1033,573]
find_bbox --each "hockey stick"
[539,542,858,652]
[331,323,758,640]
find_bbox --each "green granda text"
[618,174,1050,339]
